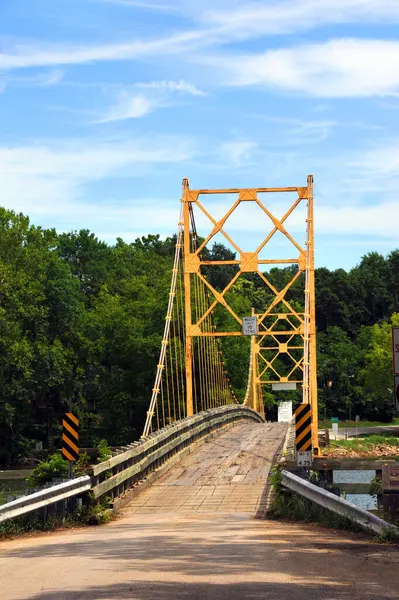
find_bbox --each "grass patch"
[0,513,61,538]
[322,432,399,458]
[375,527,399,544]
[331,434,399,451]
[322,432,399,460]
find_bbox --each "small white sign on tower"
[242,316,258,336]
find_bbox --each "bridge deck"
[127,421,287,516]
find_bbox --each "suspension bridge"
[143,175,318,453]
[6,175,395,600]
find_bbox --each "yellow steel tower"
[182,176,319,454]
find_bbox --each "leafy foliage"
[1,205,399,463]
[26,453,68,486]
[97,439,112,463]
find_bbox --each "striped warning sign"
[62,413,79,461]
[295,403,312,452]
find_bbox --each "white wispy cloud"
[248,115,336,144]
[348,142,399,176]
[201,0,399,38]
[95,0,238,17]
[220,141,258,166]
[0,136,195,222]
[1,135,399,252]
[0,30,207,70]
[98,94,154,121]
[3,0,399,73]
[94,0,182,11]
[215,39,399,97]
[99,0,399,32]
[7,69,64,88]
[135,80,205,96]
[97,80,205,122]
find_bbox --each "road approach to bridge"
[1,422,398,600]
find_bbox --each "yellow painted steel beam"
[188,187,305,194]
[307,175,319,454]
[183,179,194,417]
[259,379,302,384]
[181,176,318,439]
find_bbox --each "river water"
[0,470,32,505]
[333,469,376,510]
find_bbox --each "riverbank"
[322,433,399,459]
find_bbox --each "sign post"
[295,403,313,467]
[331,416,339,440]
[355,414,360,437]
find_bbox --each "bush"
[97,439,112,463]
[74,452,91,477]
[68,494,112,526]
[26,453,68,487]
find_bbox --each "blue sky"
[1,0,399,269]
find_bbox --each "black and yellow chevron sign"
[62,413,79,461]
[295,403,312,452]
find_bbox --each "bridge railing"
[0,405,263,525]
[91,405,263,499]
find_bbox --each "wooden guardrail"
[0,405,263,524]
[90,405,264,499]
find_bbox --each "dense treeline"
[0,206,398,463]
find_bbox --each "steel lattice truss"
[183,182,313,385]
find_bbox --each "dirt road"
[1,422,399,599]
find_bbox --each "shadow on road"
[4,514,399,599]
[26,579,385,600]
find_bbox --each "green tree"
[358,314,399,421]
[56,230,112,304]
[317,326,362,419]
